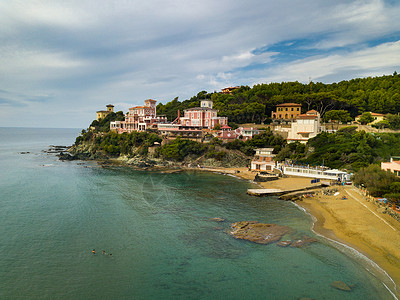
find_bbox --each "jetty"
[247,183,325,197]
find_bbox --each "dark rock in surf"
[229,221,290,245]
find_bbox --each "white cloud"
[261,41,400,84]
[0,0,400,127]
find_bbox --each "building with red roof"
[287,110,321,143]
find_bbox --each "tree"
[358,112,374,125]
[213,124,221,130]
[323,110,352,123]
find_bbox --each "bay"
[0,127,394,299]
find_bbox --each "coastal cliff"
[61,136,251,169]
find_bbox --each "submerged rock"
[330,280,352,291]
[277,240,292,247]
[210,217,225,222]
[229,221,290,245]
[290,236,318,248]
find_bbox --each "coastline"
[74,156,400,296]
[293,185,400,298]
[183,167,400,297]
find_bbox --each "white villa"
[287,110,322,143]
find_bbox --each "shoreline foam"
[294,185,400,298]
[293,201,399,299]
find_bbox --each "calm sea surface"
[0,127,396,299]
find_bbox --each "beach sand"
[210,168,400,296]
[298,185,400,295]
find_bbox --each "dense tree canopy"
[275,127,400,171]
[156,73,400,124]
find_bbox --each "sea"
[0,127,397,299]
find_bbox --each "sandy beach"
[297,185,400,295]
[226,169,400,297]
[191,167,400,296]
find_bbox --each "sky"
[1,0,400,128]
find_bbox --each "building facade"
[287,110,321,143]
[221,86,240,94]
[110,99,167,133]
[96,104,114,121]
[179,100,228,129]
[271,103,302,121]
[251,148,276,171]
[381,157,400,176]
[355,112,385,125]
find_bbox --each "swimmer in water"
[109,253,112,257]
[92,249,96,254]
[102,250,106,255]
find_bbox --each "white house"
[251,148,276,171]
[287,110,321,143]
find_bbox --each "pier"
[247,183,325,197]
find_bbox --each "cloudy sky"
[1,0,400,128]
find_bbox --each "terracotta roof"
[306,110,318,114]
[129,106,147,110]
[297,114,318,119]
[145,99,157,102]
[276,103,302,107]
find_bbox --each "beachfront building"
[381,157,400,176]
[110,99,167,133]
[179,100,228,129]
[96,104,114,121]
[271,103,302,121]
[251,148,276,171]
[281,161,349,182]
[287,110,321,144]
[355,112,385,125]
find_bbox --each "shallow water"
[0,128,395,299]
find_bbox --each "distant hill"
[157,72,400,125]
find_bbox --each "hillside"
[157,73,400,126]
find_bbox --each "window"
[297,108,299,111]
[285,108,288,111]
[291,108,293,111]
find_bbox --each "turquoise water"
[0,127,395,299]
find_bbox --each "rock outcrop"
[229,221,290,244]
[290,236,318,248]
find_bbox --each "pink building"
[381,157,400,176]
[110,99,167,133]
[179,100,228,129]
